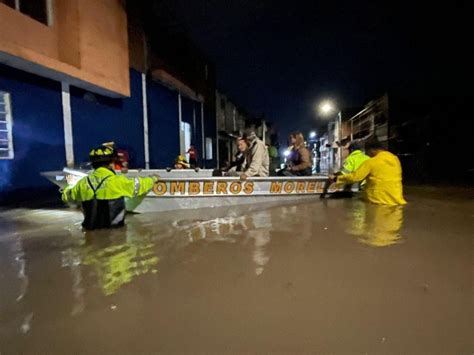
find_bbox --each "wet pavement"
[0,186,473,354]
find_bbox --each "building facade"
[0,0,217,201]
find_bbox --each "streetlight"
[309,131,317,139]
[319,101,335,115]
[318,100,343,169]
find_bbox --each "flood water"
[0,186,473,354]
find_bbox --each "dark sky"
[162,0,466,138]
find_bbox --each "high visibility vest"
[62,167,156,229]
[342,150,370,173]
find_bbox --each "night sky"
[163,0,466,138]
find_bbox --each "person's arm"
[291,148,311,171]
[61,176,85,203]
[118,175,158,198]
[337,159,372,184]
[244,144,265,177]
[62,185,76,203]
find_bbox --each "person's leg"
[278,169,294,177]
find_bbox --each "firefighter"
[332,141,371,193]
[336,139,407,205]
[62,146,158,230]
[341,141,370,174]
[174,155,190,169]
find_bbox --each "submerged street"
[0,186,472,354]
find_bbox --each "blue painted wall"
[0,64,216,201]
[70,69,145,168]
[147,79,179,168]
[0,64,64,196]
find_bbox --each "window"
[180,121,191,156]
[0,0,53,26]
[205,138,213,160]
[0,92,14,159]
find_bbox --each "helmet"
[89,146,115,163]
[175,155,187,163]
[175,155,190,168]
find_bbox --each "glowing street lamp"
[309,131,317,139]
[318,99,343,169]
[319,101,335,116]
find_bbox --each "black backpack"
[81,175,126,230]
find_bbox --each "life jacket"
[81,175,126,230]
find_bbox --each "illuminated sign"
[152,179,335,197]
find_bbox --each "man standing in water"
[62,146,158,229]
[336,139,407,205]
[341,141,370,175]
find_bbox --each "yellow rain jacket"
[62,167,156,202]
[62,167,157,229]
[337,151,407,205]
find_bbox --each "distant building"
[216,91,247,166]
[324,93,472,182]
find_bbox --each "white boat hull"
[128,176,355,213]
[42,169,356,213]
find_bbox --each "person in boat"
[62,146,158,230]
[267,143,280,176]
[187,145,198,168]
[227,137,248,173]
[240,130,269,179]
[174,155,190,169]
[278,132,312,176]
[336,139,407,206]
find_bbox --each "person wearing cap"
[336,139,407,205]
[62,146,158,230]
[241,129,269,179]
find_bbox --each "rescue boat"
[41,168,353,213]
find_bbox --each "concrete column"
[61,82,74,167]
[178,93,183,154]
[141,73,150,169]
[201,102,205,160]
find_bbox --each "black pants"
[277,168,312,176]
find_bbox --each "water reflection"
[248,210,272,276]
[346,201,405,247]
[162,210,274,276]
[63,226,159,298]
